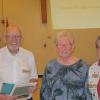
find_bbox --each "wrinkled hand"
[6,95,17,100]
[0,95,17,100]
[27,83,38,94]
[28,78,38,94]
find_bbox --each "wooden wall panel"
[41,0,47,24]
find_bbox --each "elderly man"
[88,36,100,100]
[0,24,38,100]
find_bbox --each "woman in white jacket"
[88,36,100,100]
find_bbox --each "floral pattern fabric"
[40,59,93,100]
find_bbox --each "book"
[0,83,15,95]
[0,82,36,98]
[11,83,35,97]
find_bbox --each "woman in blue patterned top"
[40,31,92,100]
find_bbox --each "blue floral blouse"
[40,59,93,100]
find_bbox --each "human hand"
[27,82,38,94]
[0,94,17,100]
[28,78,38,93]
[6,95,17,100]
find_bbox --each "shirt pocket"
[19,62,31,82]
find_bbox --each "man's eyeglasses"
[6,35,22,39]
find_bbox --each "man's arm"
[28,53,38,93]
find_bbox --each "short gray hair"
[55,31,74,46]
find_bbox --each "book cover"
[0,83,15,95]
